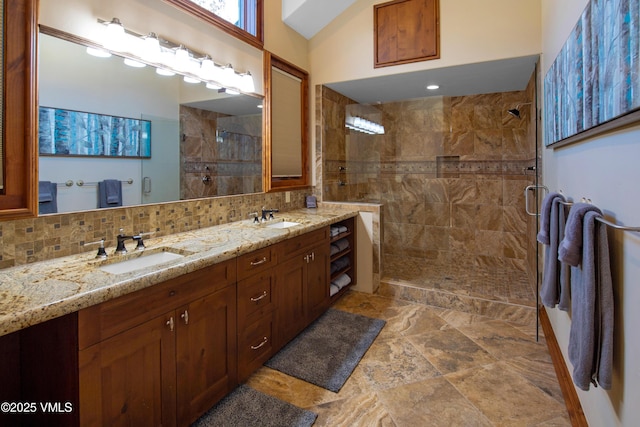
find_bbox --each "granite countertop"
[0,207,358,337]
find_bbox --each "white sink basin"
[266,221,300,229]
[100,249,186,274]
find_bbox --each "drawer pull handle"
[166,317,174,332]
[181,310,189,325]
[251,337,268,350]
[250,291,268,302]
[250,257,268,266]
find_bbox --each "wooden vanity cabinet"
[275,227,330,350]
[78,260,237,427]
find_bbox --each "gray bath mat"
[265,308,386,392]
[191,384,317,427]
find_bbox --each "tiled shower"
[319,73,539,311]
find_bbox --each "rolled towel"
[330,284,340,297]
[331,256,350,272]
[330,244,341,256]
[559,202,602,266]
[537,192,565,245]
[338,225,348,234]
[331,256,351,275]
[331,273,351,289]
[334,238,349,252]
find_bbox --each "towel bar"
[556,196,640,232]
[76,178,134,187]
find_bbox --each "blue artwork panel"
[544,0,640,146]
[38,107,152,158]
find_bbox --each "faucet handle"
[84,238,107,259]
[248,212,259,223]
[132,231,153,251]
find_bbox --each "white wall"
[38,32,180,213]
[306,0,542,184]
[541,1,640,425]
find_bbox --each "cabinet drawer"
[78,259,236,349]
[278,227,329,258]
[237,272,275,326]
[237,246,277,280]
[238,313,274,381]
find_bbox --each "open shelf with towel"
[329,217,357,300]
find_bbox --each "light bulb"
[86,46,111,58]
[141,33,161,62]
[156,67,175,76]
[174,45,190,71]
[183,76,200,84]
[124,58,146,68]
[104,18,126,51]
[240,72,255,93]
[199,56,215,80]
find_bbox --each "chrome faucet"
[261,208,279,222]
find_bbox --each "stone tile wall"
[0,190,308,269]
[320,75,538,293]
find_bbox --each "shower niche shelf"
[329,217,357,300]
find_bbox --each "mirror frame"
[0,0,38,220]
[263,51,309,192]
[163,0,263,49]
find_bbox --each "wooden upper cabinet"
[374,0,440,68]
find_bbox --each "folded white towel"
[331,273,351,289]
[330,284,340,297]
[330,227,340,237]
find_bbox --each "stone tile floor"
[246,291,571,426]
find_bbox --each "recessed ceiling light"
[426,84,440,90]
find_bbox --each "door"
[306,243,330,323]
[276,255,307,349]
[78,313,177,427]
[176,285,237,426]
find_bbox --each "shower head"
[507,102,532,119]
[507,108,521,118]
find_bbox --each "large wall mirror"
[0,0,38,219]
[37,27,264,215]
[264,52,309,191]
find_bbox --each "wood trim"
[263,51,310,192]
[539,306,588,427]
[163,0,263,49]
[0,0,38,220]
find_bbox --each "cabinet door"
[176,285,237,426]
[79,314,177,427]
[276,255,307,349]
[306,243,330,323]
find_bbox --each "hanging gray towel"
[565,210,614,391]
[537,192,563,245]
[558,202,602,266]
[38,181,58,214]
[98,179,122,208]
[540,195,570,309]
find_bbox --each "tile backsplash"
[0,190,308,269]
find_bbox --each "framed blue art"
[544,0,640,147]
[38,107,152,158]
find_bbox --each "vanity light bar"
[345,115,385,135]
[96,18,255,94]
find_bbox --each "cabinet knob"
[181,310,189,325]
[166,317,174,332]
